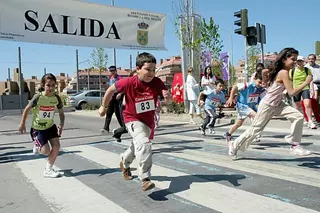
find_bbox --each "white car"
[68,90,105,110]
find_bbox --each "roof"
[74,68,131,77]
[156,56,181,68]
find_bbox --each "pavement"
[0,112,319,213]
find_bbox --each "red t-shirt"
[115,75,167,129]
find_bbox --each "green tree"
[247,45,261,77]
[89,47,108,102]
[89,48,108,71]
[200,17,223,78]
[229,63,237,85]
[201,17,223,61]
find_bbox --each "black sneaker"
[224,132,232,143]
[199,126,206,136]
[112,129,122,143]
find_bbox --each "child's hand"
[18,123,26,134]
[57,125,63,137]
[162,90,170,99]
[226,98,234,107]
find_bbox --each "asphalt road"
[0,112,319,213]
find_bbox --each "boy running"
[198,79,226,135]
[99,52,172,191]
[225,70,265,143]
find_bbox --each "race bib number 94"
[248,94,259,103]
[135,99,155,114]
[39,106,55,120]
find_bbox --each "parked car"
[68,90,105,110]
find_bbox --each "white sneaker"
[228,141,237,160]
[308,122,317,129]
[290,146,312,156]
[100,129,109,133]
[253,137,260,143]
[189,119,196,125]
[208,128,215,134]
[33,145,40,156]
[43,167,63,178]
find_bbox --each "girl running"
[19,73,65,178]
[228,48,313,160]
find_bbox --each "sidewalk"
[0,107,76,116]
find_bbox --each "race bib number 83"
[135,99,155,114]
[39,106,55,120]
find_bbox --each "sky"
[0,0,319,80]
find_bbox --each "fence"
[0,94,29,117]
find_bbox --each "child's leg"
[232,102,273,154]
[123,121,154,191]
[202,110,212,130]
[311,98,320,122]
[207,110,219,128]
[228,119,245,135]
[228,105,254,136]
[47,137,60,168]
[301,100,309,122]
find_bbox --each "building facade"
[155,56,182,90]
[66,68,131,92]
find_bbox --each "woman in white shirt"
[201,66,216,91]
[186,67,202,124]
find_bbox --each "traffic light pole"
[244,39,249,82]
[261,43,265,65]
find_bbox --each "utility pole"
[44,68,47,75]
[130,54,133,70]
[18,47,23,114]
[7,68,10,81]
[111,0,116,67]
[76,49,79,92]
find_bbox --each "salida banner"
[0,0,167,50]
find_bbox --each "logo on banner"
[137,22,149,46]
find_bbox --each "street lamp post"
[75,49,89,92]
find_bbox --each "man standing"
[101,65,123,133]
[304,54,320,124]
[305,54,320,90]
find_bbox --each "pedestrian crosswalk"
[2,124,320,213]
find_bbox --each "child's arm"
[19,94,39,134]
[280,70,312,96]
[226,84,238,106]
[19,104,32,134]
[197,91,204,106]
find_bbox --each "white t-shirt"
[201,76,216,91]
[313,83,318,91]
[305,63,320,82]
[186,74,199,101]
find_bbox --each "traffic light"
[234,9,248,36]
[316,41,320,55]
[246,26,257,46]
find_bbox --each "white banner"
[0,0,167,50]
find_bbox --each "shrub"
[82,103,99,110]
[165,102,185,114]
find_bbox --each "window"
[85,91,100,97]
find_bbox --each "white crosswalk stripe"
[16,156,129,213]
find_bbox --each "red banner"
[171,73,184,104]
